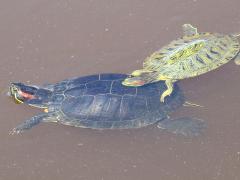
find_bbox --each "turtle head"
[9,83,38,104]
[122,69,157,87]
[9,83,52,108]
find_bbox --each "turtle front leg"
[234,53,240,65]
[10,113,56,135]
[160,79,176,102]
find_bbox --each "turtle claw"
[160,96,165,103]
[9,123,29,135]
[9,128,22,135]
[9,113,49,135]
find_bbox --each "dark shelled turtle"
[9,73,205,136]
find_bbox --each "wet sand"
[1,0,240,179]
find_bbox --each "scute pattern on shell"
[50,74,185,129]
[143,33,240,79]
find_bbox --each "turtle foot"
[9,113,48,135]
[9,128,24,135]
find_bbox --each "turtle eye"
[10,85,18,96]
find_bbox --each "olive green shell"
[143,33,240,79]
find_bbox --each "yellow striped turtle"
[122,24,240,102]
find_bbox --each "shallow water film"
[1,0,240,179]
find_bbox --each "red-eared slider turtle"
[9,73,205,136]
[122,24,240,102]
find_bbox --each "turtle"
[8,73,205,136]
[122,24,240,102]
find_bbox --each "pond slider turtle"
[122,24,240,102]
[9,73,205,136]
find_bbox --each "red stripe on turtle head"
[19,90,35,100]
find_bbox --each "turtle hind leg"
[157,117,206,137]
[160,79,176,102]
[182,24,198,36]
[9,113,57,135]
